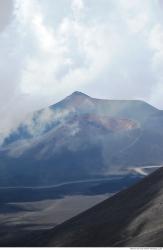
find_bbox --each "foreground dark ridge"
[26,166,163,247]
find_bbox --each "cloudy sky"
[0,0,163,139]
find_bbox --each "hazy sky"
[0,0,163,139]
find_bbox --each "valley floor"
[0,173,143,246]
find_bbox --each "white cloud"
[15,0,117,100]
[0,0,14,31]
[24,106,75,136]
[0,0,163,142]
[147,23,163,107]
[71,0,84,16]
[149,24,163,68]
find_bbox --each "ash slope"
[0,91,163,186]
[33,166,163,247]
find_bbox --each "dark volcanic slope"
[0,91,163,187]
[31,167,163,247]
